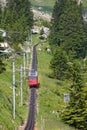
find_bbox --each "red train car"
[28,70,38,87]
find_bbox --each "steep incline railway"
[25,45,38,130]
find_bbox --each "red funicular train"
[28,69,38,87]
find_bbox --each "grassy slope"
[0,56,28,129]
[36,43,75,130]
[30,0,56,13]
[30,0,56,7]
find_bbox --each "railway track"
[25,45,37,130]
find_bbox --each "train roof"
[29,69,37,76]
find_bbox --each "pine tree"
[49,1,62,48]
[61,61,87,129]
[49,0,87,58]
[3,0,33,45]
[50,47,69,79]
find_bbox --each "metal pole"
[23,53,26,79]
[12,57,15,119]
[26,52,29,67]
[20,64,23,106]
[26,32,30,67]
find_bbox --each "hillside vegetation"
[0,56,28,129]
[30,0,87,13]
[0,0,33,129]
[36,42,76,130]
[0,0,87,129]
[49,0,87,129]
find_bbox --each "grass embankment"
[36,43,76,130]
[0,55,29,129]
[30,0,56,13]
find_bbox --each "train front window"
[29,70,37,80]
[30,76,36,80]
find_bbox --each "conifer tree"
[50,47,69,79]
[61,61,87,129]
[3,0,33,45]
[49,0,87,58]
